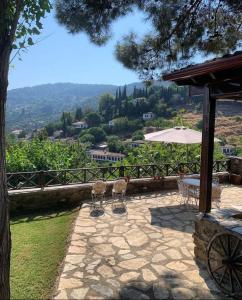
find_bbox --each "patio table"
[181,178,217,206]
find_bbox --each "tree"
[0,1,51,297]
[61,112,73,137]
[87,127,106,144]
[84,112,101,127]
[107,135,124,152]
[79,133,95,145]
[132,130,144,141]
[99,93,115,122]
[45,123,56,136]
[75,107,83,121]
[56,0,242,80]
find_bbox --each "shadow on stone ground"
[117,265,231,300]
[149,204,198,234]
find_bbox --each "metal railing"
[7,160,229,190]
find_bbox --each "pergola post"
[199,86,216,213]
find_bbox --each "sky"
[9,9,151,90]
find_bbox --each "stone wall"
[9,176,177,214]
[9,172,229,214]
[194,211,242,265]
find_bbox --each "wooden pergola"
[163,51,242,213]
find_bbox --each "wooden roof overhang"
[163,52,242,100]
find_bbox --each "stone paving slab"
[54,185,242,299]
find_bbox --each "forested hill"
[6,81,167,131]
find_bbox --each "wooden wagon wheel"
[207,232,242,298]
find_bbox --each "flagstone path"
[54,185,242,299]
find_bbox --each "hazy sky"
[9,9,151,90]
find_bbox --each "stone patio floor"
[54,185,242,300]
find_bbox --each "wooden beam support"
[199,86,216,213]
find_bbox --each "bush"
[79,134,95,145]
[132,130,144,141]
[107,135,124,152]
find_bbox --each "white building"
[89,150,125,162]
[108,120,115,127]
[72,121,88,129]
[11,129,22,136]
[143,112,155,121]
[221,145,236,156]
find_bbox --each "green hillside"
[7,82,167,131]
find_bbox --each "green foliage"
[79,133,95,145]
[196,120,203,130]
[122,143,224,165]
[9,1,52,57]
[107,135,124,152]
[6,139,95,172]
[132,130,144,141]
[84,112,101,127]
[99,93,115,122]
[34,128,48,141]
[45,123,56,136]
[55,1,242,80]
[145,117,173,129]
[81,127,106,144]
[18,130,26,139]
[75,107,83,121]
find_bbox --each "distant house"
[130,140,146,148]
[72,121,88,129]
[143,112,155,121]
[89,150,125,162]
[221,144,236,156]
[108,120,115,127]
[124,139,146,148]
[11,129,22,136]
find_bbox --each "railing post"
[119,165,125,178]
[152,165,155,177]
[64,170,67,185]
[166,164,169,176]
[83,169,87,183]
[39,171,45,190]
[216,161,220,173]
[137,166,140,178]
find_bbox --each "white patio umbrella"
[144,126,220,144]
[144,126,220,162]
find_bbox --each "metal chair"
[91,180,106,216]
[177,178,189,205]
[212,185,222,209]
[112,179,127,214]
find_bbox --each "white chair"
[112,179,127,213]
[177,178,189,205]
[91,180,106,214]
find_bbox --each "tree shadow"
[116,266,228,300]
[10,205,79,225]
[149,204,198,234]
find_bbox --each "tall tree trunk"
[0,44,11,300]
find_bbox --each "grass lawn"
[10,208,78,299]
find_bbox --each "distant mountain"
[6,81,167,131]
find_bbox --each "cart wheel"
[207,232,242,298]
